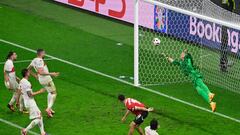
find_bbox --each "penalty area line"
[0,118,39,135]
[0,38,240,124]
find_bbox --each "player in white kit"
[3,51,24,112]
[19,69,47,135]
[28,49,59,117]
[145,119,159,135]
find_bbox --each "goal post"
[134,0,140,86]
[134,0,240,93]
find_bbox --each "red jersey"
[124,98,145,116]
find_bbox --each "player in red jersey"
[118,94,154,135]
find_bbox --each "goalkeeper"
[162,49,216,112]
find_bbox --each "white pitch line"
[0,58,55,65]
[0,39,240,125]
[0,118,39,135]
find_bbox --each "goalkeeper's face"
[180,52,185,60]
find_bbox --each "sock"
[9,92,17,105]
[47,93,51,109]
[19,95,24,111]
[48,94,56,109]
[201,83,211,95]
[196,86,210,103]
[38,118,45,134]
[25,119,40,132]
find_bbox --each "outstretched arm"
[161,53,174,63]
[121,110,130,123]
[27,88,46,98]
[28,62,59,77]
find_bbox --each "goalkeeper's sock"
[200,82,215,101]
[201,82,211,94]
[196,86,210,103]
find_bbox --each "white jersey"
[19,78,37,108]
[145,126,159,135]
[30,57,52,84]
[4,59,16,80]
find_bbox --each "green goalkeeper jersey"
[172,53,202,83]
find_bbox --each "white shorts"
[5,79,19,91]
[41,81,56,93]
[29,106,41,120]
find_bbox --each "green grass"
[0,0,240,135]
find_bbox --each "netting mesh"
[138,0,240,93]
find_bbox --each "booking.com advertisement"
[162,9,240,54]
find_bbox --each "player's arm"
[37,68,60,77]
[3,70,9,82]
[161,53,175,63]
[27,88,45,97]
[134,106,154,112]
[121,110,131,123]
[27,65,38,79]
[16,75,21,83]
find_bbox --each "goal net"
[135,0,240,94]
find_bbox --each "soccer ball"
[152,38,161,46]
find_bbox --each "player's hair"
[118,94,125,101]
[6,51,15,60]
[21,68,29,77]
[150,119,158,130]
[37,49,44,55]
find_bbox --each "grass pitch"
[0,0,240,135]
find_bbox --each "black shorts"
[133,111,148,125]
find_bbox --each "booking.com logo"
[189,16,240,53]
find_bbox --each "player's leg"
[195,80,216,112]
[8,92,16,105]
[48,92,57,112]
[19,95,28,114]
[19,94,23,112]
[38,117,46,135]
[45,81,57,117]
[8,91,17,111]
[128,122,136,135]
[8,81,20,111]
[26,118,40,130]
[22,118,47,135]
[22,106,46,134]
[133,111,148,135]
[136,126,144,135]
[195,86,210,103]
[199,80,215,102]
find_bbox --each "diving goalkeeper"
[162,49,216,112]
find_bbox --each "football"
[152,37,161,46]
